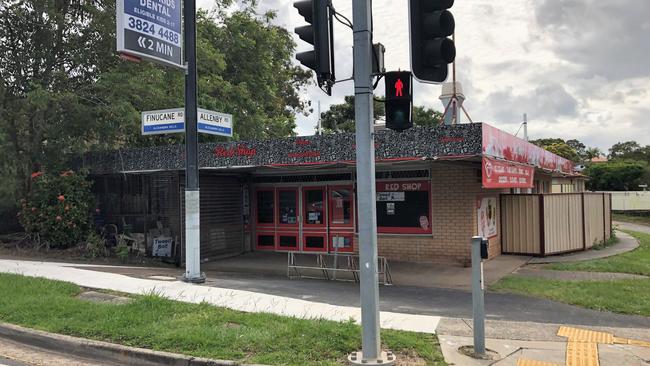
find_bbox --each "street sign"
[116,0,184,69]
[142,108,185,135]
[142,108,233,137]
[198,108,233,137]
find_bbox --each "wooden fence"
[501,193,612,256]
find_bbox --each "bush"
[18,170,94,249]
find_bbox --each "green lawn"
[492,276,650,317]
[545,231,650,276]
[613,212,650,226]
[0,273,446,366]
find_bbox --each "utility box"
[480,238,489,260]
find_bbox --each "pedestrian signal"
[384,71,413,131]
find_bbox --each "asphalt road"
[199,270,650,330]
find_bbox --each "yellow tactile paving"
[566,341,599,366]
[517,359,563,366]
[557,326,613,344]
[613,336,650,348]
[518,325,650,366]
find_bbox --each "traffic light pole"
[182,0,205,284]
[347,1,394,365]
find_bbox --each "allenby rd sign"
[197,108,233,137]
[116,0,183,68]
[142,108,233,137]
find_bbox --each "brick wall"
[367,163,505,266]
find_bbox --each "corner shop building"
[84,123,583,266]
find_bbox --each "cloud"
[533,0,650,81]
[484,83,579,125]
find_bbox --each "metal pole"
[471,236,486,356]
[523,113,528,141]
[182,0,205,283]
[347,1,393,365]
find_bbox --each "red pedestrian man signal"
[395,78,404,97]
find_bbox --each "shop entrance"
[254,185,354,253]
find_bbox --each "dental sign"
[116,0,183,68]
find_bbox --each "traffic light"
[409,0,456,83]
[294,0,335,95]
[384,71,413,131]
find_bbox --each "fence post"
[582,193,587,251]
[602,193,607,242]
[539,194,545,256]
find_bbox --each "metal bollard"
[471,236,486,356]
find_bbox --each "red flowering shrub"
[19,170,94,248]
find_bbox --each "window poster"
[477,197,498,238]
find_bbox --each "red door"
[302,186,327,252]
[328,185,355,253]
[276,188,299,251]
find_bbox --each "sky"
[197,0,650,152]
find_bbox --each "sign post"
[347,1,395,365]
[116,0,184,68]
[182,0,204,283]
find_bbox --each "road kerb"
[0,322,267,366]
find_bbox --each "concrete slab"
[513,267,648,281]
[529,231,638,264]
[76,291,132,305]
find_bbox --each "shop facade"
[84,123,581,266]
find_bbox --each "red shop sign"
[482,157,535,189]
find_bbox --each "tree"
[585,147,603,160]
[609,141,641,159]
[531,139,580,162]
[584,160,647,191]
[320,96,385,133]
[0,1,311,203]
[413,106,443,127]
[321,96,442,132]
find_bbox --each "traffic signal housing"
[409,0,456,83]
[384,71,413,131]
[294,0,335,95]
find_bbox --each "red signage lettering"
[214,145,257,158]
[482,157,534,189]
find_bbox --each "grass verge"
[613,212,650,226]
[545,230,650,276]
[492,276,650,317]
[0,273,446,366]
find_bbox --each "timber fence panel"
[501,195,541,255]
[584,193,606,248]
[543,194,584,254]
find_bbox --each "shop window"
[256,190,274,224]
[330,187,352,226]
[304,188,325,226]
[303,234,326,251]
[256,234,275,250]
[277,234,298,250]
[278,190,298,225]
[376,180,431,234]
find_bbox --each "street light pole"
[347,1,394,365]
[182,0,205,283]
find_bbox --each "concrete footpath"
[0,259,439,334]
[436,318,650,365]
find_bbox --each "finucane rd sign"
[142,108,233,137]
[116,0,183,68]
